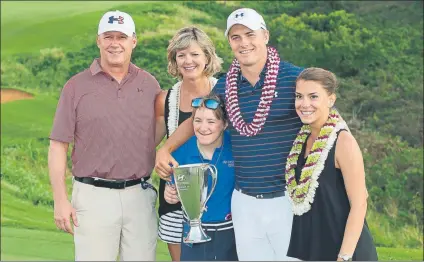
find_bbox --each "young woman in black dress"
[285,67,378,261]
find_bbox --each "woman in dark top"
[154,26,222,261]
[285,67,378,261]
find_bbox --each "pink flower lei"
[225,46,280,137]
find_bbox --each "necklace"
[285,108,349,215]
[196,138,224,167]
[225,46,280,137]
[168,77,218,136]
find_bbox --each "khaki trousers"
[71,180,158,261]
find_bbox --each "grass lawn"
[1,226,422,261]
[1,227,171,261]
[0,1,178,56]
[1,181,57,231]
[377,247,423,260]
[1,181,422,261]
[1,94,57,146]
[0,1,141,25]
[4,178,420,261]
[1,1,136,56]
[1,181,171,261]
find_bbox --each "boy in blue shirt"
[164,94,237,261]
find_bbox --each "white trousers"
[231,188,299,261]
[72,180,158,261]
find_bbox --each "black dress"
[158,90,191,217]
[287,130,378,261]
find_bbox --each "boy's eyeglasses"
[191,98,222,110]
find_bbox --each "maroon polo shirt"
[50,59,161,180]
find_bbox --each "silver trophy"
[173,163,218,243]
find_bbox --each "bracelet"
[338,254,352,261]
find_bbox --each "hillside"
[1,1,423,259]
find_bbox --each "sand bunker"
[1,88,34,103]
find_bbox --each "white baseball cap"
[224,8,267,37]
[98,10,135,36]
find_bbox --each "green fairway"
[3,178,422,261]
[1,227,171,261]
[1,94,57,146]
[1,227,74,261]
[1,177,422,261]
[377,247,423,260]
[1,181,171,261]
[1,181,57,231]
[1,226,422,261]
[0,1,163,56]
[1,1,140,26]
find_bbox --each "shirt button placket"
[110,78,118,99]
[113,79,123,99]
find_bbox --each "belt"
[182,217,233,232]
[235,184,285,199]
[74,176,150,189]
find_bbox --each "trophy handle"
[201,164,218,212]
[207,164,218,193]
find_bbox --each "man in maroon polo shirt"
[48,10,160,261]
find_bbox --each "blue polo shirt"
[172,131,235,223]
[213,60,303,195]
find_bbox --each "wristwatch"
[338,254,353,261]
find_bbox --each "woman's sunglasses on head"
[191,98,221,110]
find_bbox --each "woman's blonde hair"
[167,26,223,79]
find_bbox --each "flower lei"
[225,46,280,137]
[285,108,349,216]
[167,81,182,136]
[168,77,218,136]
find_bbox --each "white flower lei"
[167,77,218,136]
[285,109,350,215]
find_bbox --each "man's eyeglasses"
[191,98,222,110]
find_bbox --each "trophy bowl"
[172,163,217,243]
